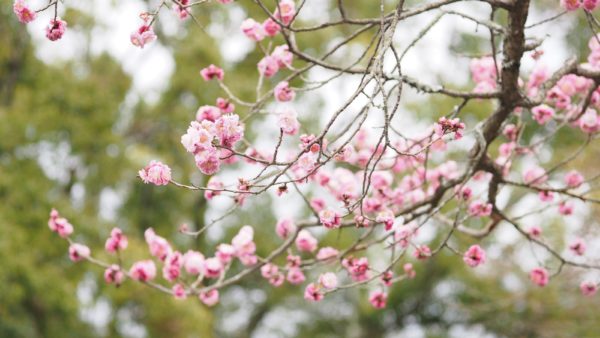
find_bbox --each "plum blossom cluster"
[13,0,67,41]
[30,0,600,310]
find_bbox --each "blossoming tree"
[14,0,600,311]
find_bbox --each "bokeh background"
[2,0,600,337]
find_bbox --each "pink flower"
[295,229,318,252]
[216,98,235,114]
[569,238,586,256]
[539,190,554,202]
[343,257,370,281]
[413,245,431,260]
[260,263,279,279]
[130,24,156,48]
[204,177,224,200]
[263,18,281,36]
[139,161,171,186]
[215,114,244,148]
[434,117,466,139]
[163,251,183,282]
[144,228,172,261]
[272,45,294,68]
[404,263,416,279]
[286,267,306,285]
[199,289,219,306]
[216,243,236,264]
[129,260,157,282]
[503,124,518,141]
[276,218,297,239]
[381,271,394,286]
[172,283,187,300]
[376,209,395,231]
[580,281,598,296]
[241,18,265,41]
[196,105,221,122]
[527,225,542,238]
[232,225,256,257]
[369,290,387,309]
[316,247,339,261]
[583,0,600,11]
[46,18,67,41]
[468,200,493,217]
[203,257,224,278]
[579,109,600,133]
[104,265,124,286]
[523,166,548,185]
[529,267,549,287]
[183,250,205,275]
[68,243,90,262]
[13,0,36,24]
[173,0,190,20]
[200,64,224,81]
[274,0,296,25]
[319,208,341,229]
[470,57,497,85]
[531,105,554,124]
[304,283,323,302]
[48,209,74,238]
[258,55,280,77]
[559,201,574,215]
[318,272,338,289]
[274,81,296,102]
[561,0,581,10]
[564,170,584,188]
[463,244,486,268]
[105,227,128,253]
[195,149,221,175]
[269,273,285,287]
[277,109,300,135]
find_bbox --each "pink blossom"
[319,208,341,229]
[46,18,67,41]
[196,105,221,122]
[172,283,187,300]
[183,250,205,275]
[376,209,395,231]
[434,117,466,139]
[527,225,542,238]
[394,225,415,248]
[200,64,224,81]
[215,114,244,148]
[104,265,124,286]
[404,263,416,279]
[216,244,236,264]
[559,201,574,215]
[195,149,221,175]
[68,243,90,262]
[272,45,294,68]
[468,200,493,217]
[286,267,306,285]
[583,0,599,11]
[258,55,280,77]
[13,0,36,24]
[130,24,156,48]
[129,260,157,282]
[343,256,370,281]
[287,254,301,268]
[316,247,339,261]
[538,190,554,202]
[163,251,183,282]
[174,0,190,20]
[381,271,394,286]
[203,257,224,278]
[569,238,586,256]
[204,177,224,200]
[48,209,73,238]
[523,166,548,185]
[413,245,431,260]
[310,198,326,212]
[578,109,600,133]
[304,283,323,302]
[295,229,318,252]
[278,109,300,135]
[561,0,581,10]
[181,120,216,153]
[263,18,281,36]
[269,273,285,287]
[369,290,387,309]
[260,263,279,279]
[241,18,265,41]
[139,161,171,186]
[564,170,584,188]
[144,228,172,261]
[274,81,296,102]
[105,227,128,253]
[580,281,598,296]
[529,267,549,287]
[463,244,486,268]
[531,105,554,124]
[216,98,235,114]
[199,289,219,306]
[470,57,497,90]
[275,218,297,239]
[503,124,518,141]
[232,225,256,256]
[274,0,296,25]
[318,272,338,289]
